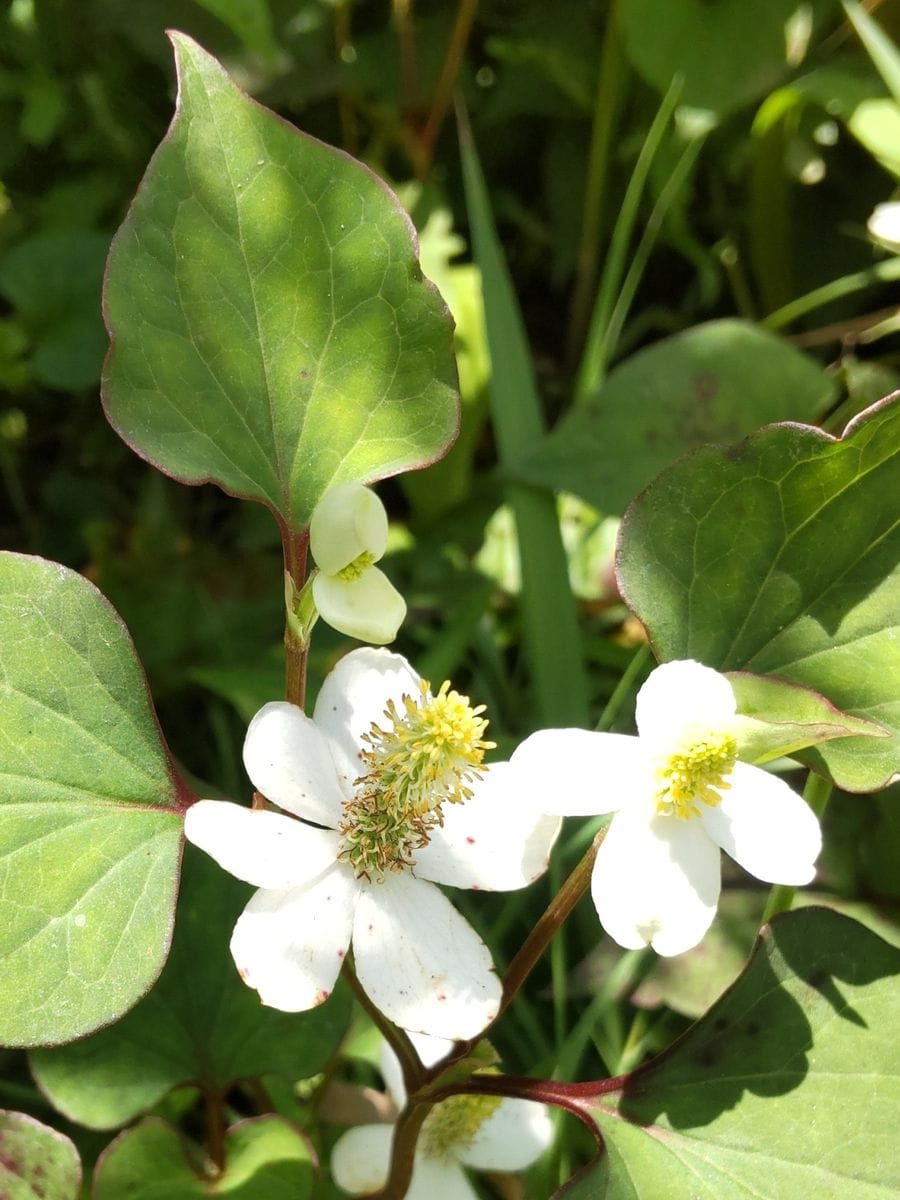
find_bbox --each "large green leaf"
[93,1116,313,1200]
[558,908,900,1199]
[31,845,352,1129]
[102,34,458,532]
[617,396,899,791]
[515,320,834,516]
[620,0,837,119]
[0,553,186,1047]
[0,1111,81,1200]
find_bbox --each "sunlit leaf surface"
[93,1117,313,1200]
[31,847,352,1129]
[0,553,185,1046]
[618,396,900,790]
[103,34,458,533]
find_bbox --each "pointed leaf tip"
[102,36,458,532]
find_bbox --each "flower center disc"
[655,731,737,819]
[338,680,494,880]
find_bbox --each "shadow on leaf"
[616,907,899,1131]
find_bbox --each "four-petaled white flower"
[332,1033,554,1200]
[512,660,822,957]
[184,648,561,1038]
[309,482,406,644]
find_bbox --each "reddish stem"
[204,1088,227,1173]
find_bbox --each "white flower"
[309,482,406,644]
[184,648,561,1038]
[868,201,900,251]
[332,1033,554,1199]
[512,660,822,957]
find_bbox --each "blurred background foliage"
[1,1,898,1193]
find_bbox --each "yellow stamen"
[338,679,494,880]
[655,731,737,819]
[336,549,377,582]
[421,1091,503,1161]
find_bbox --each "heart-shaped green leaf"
[617,396,900,791]
[102,33,458,533]
[93,1116,313,1200]
[31,845,352,1129]
[558,908,900,1199]
[513,320,834,516]
[0,1111,81,1200]
[0,553,186,1047]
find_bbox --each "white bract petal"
[592,804,720,956]
[184,800,339,889]
[314,647,422,785]
[243,701,347,827]
[312,567,406,645]
[310,481,389,575]
[701,762,822,884]
[414,762,562,890]
[868,201,900,250]
[511,728,648,816]
[333,1126,480,1200]
[333,1132,479,1200]
[635,658,736,752]
[526,661,821,955]
[352,872,501,1039]
[331,1124,393,1195]
[406,1159,480,1200]
[230,865,360,1011]
[460,1097,554,1172]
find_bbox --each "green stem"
[716,238,758,320]
[761,771,833,924]
[596,131,705,374]
[595,643,651,731]
[204,1088,227,1174]
[499,835,601,1020]
[343,960,424,1095]
[575,74,683,402]
[550,856,568,1057]
[417,0,479,175]
[281,527,310,708]
[365,1100,431,1200]
[565,0,627,368]
[333,2,358,153]
[762,256,900,331]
